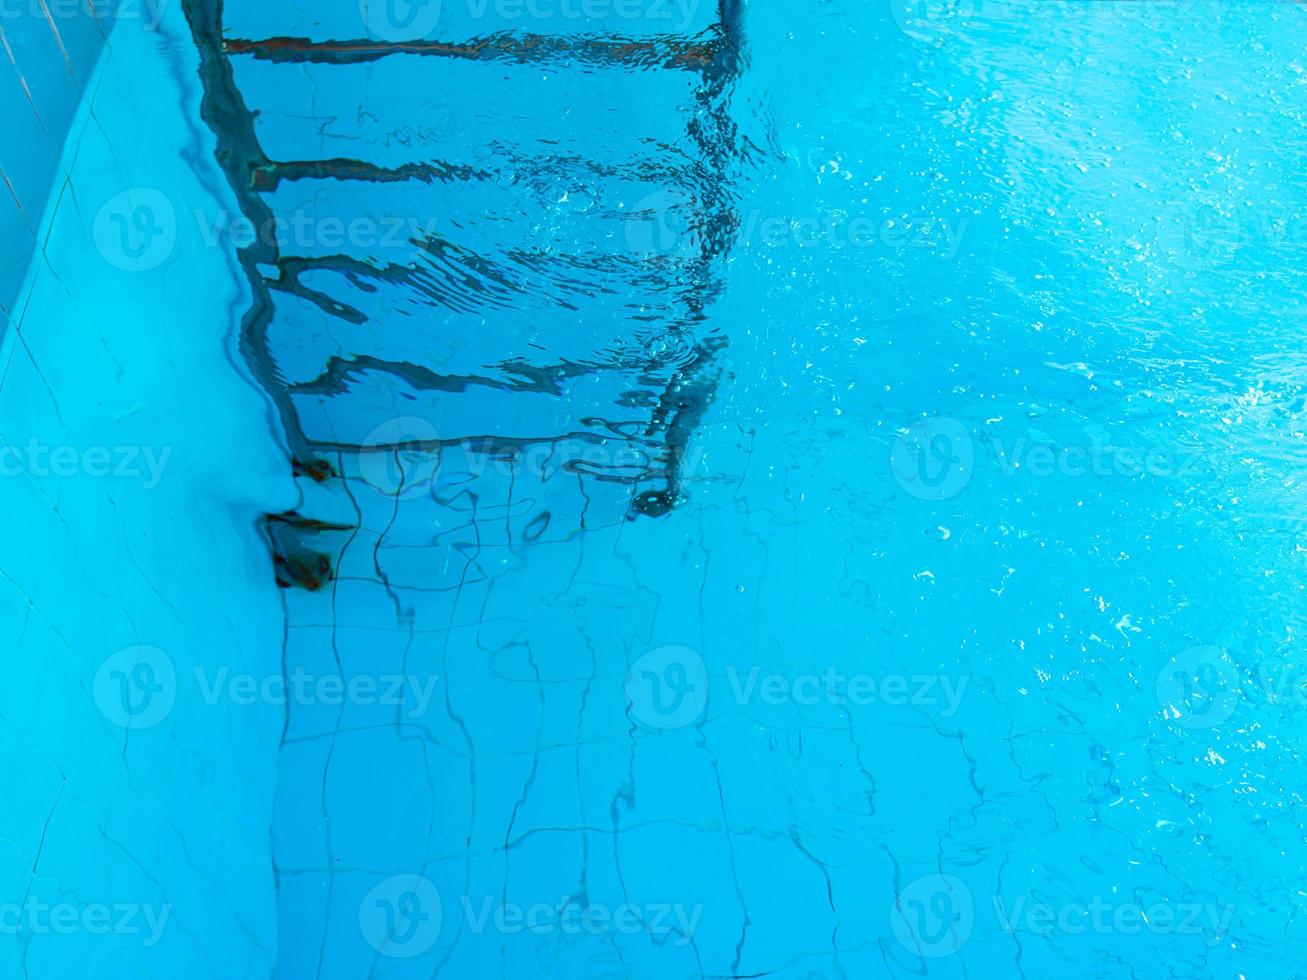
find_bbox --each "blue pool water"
[4,0,1307,977]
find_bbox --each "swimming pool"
[3,0,1306,976]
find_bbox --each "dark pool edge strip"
[222,30,720,72]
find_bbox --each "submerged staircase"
[188,0,744,533]
[182,0,745,974]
